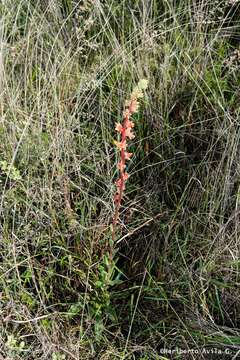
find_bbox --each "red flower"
[129,99,139,113]
[115,178,122,187]
[125,119,135,128]
[117,161,125,172]
[122,172,129,181]
[114,140,127,150]
[123,109,130,118]
[124,151,133,160]
[115,123,123,133]
[125,127,135,139]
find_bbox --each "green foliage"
[52,352,66,360]
[0,160,22,181]
[6,335,25,358]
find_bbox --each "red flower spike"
[112,79,148,244]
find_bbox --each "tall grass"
[0,0,240,359]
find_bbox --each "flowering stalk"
[112,79,148,243]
